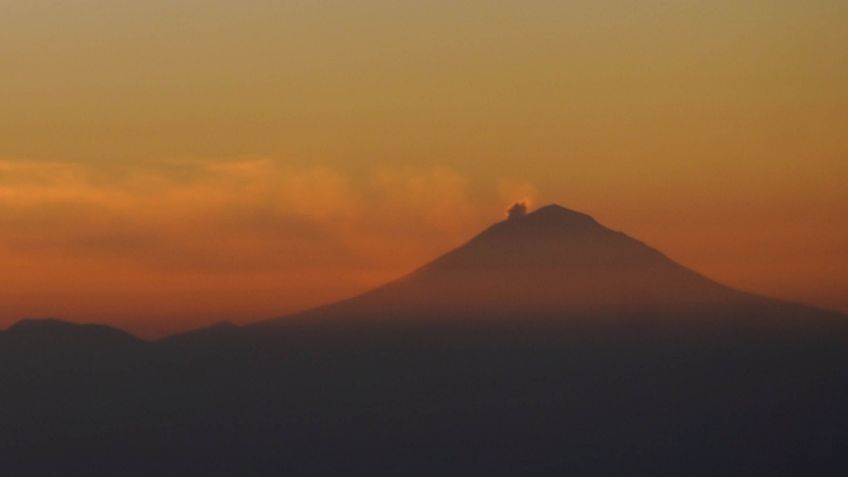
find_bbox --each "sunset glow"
[1,1,846,336]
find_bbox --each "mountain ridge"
[2,204,843,341]
[257,204,843,329]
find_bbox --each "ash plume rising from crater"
[506,201,528,220]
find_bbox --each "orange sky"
[1,1,846,337]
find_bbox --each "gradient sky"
[1,1,846,337]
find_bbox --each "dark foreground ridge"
[1,205,847,476]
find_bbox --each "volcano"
[4,205,848,477]
[261,204,837,328]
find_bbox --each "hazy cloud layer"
[0,157,530,335]
[0,158,492,269]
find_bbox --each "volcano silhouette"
[4,205,848,477]
[262,204,833,328]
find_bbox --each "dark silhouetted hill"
[0,318,143,357]
[3,318,140,343]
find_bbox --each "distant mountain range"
[1,204,842,344]
[2,205,847,476]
